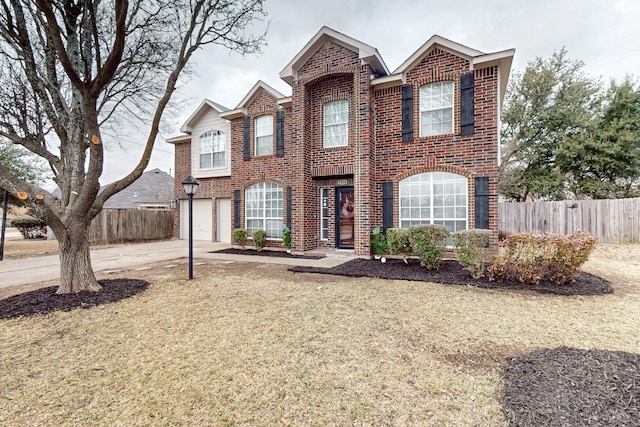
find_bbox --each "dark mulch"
[211,247,324,259]
[0,279,149,320]
[503,346,640,426]
[289,258,613,296]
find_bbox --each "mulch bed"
[289,258,613,296]
[0,278,148,320]
[211,247,324,259]
[503,346,640,426]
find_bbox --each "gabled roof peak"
[179,99,230,133]
[234,80,287,109]
[393,34,485,74]
[279,26,390,86]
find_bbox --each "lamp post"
[181,176,199,279]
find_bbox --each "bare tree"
[0,0,266,293]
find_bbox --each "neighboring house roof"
[103,168,174,209]
[179,99,230,134]
[219,80,287,120]
[51,168,174,209]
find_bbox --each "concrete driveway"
[0,239,348,289]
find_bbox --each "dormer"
[169,99,232,179]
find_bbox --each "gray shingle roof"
[51,168,174,209]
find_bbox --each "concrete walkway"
[0,239,351,289]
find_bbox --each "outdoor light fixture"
[181,176,199,279]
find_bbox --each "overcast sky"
[100,0,640,186]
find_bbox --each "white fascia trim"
[371,74,405,89]
[219,108,248,120]
[179,99,230,133]
[278,96,293,108]
[165,134,191,144]
[279,26,389,85]
[393,35,484,75]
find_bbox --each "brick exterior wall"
[171,33,506,254]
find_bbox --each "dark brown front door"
[336,187,354,249]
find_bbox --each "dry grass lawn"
[0,244,638,426]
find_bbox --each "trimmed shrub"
[282,226,291,250]
[488,231,598,285]
[452,229,491,279]
[232,228,247,249]
[370,226,388,257]
[408,224,450,270]
[386,228,411,263]
[252,229,267,252]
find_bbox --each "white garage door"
[216,198,232,243]
[180,199,212,241]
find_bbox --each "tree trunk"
[56,221,101,294]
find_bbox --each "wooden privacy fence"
[499,198,640,244]
[88,209,174,244]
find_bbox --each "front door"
[336,187,354,249]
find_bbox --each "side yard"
[0,244,638,425]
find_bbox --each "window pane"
[245,182,283,238]
[199,153,212,169]
[420,82,454,137]
[255,116,273,156]
[199,130,226,169]
[324,101,348,148]
[399,171,468,232]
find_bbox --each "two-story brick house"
[168,26,514,256]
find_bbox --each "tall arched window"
[245,182,283,238]
[199,130,226,169]
[398,172,467,233]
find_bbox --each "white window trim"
[419,81,454,137]
[320,188,329,241]
[198,130,227,170]
[245,182,283,239]
[398,172,468,233]
[254,115,273,156]
[323,100,349,148]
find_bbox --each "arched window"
[199,130,226,168]
[323,100,348,148]
[245,182,283,238]
[399,172,467,233]
[419,82,454,137]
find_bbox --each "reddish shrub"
[488,231,597,285]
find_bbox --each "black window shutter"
[474,177,489,229]
[242,116,251,160]
[233,189,241,229]
[286,186,292,229]
[401,85,413,142]
[382,182,393,232]
[461,72,475,136]
[276,110,285,157]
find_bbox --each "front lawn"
[0,246,638,426]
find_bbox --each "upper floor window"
[420,82,454,137]
[199,130,226,169]
[323,100,348,148]
[245,182,283,238]
[255,115,273,156]
[399,172,467,235]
